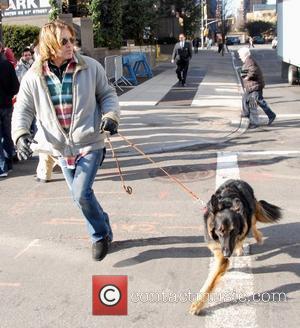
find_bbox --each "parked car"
[225,36,241,45]
[253,36,265,44]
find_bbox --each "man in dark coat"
[171,33,193,86]
[238,47,276,128]
[0,42,20,177]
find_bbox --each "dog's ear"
[210,194,219,213]
[231,198,242,211]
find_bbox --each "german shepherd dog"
[190,179,282,315]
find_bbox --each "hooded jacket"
[12,53,120,157]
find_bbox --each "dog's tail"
[255,200,282,223]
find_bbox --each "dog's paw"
[235,248,244,256]
[255,233,264,245]
[189,301,204,315]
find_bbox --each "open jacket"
[241,55,265,93]
[172,41,193,62]
[12,53,120,157]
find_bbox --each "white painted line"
[201,82,238,86]
[204,152,256,327]
[236,150,300,156]
[216,152,240,189]
[260,114,300,118]
[119,101,157,106]
[194,95,241,99]
[0,282,21,287]
[14,239,40,259]
[215,88,239,93]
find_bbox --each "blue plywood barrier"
[122,53,153,85]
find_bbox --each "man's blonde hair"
[39,20,75,62]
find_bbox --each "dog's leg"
[189,246,230,315]
[251,215,263,244]
[235,240,244,256]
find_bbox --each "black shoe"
[35,177,49,183]
[92,238,109,261]
[248,124,258,129]
[268,114,276,126]
[182,81,186,87]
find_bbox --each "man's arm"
[171,44,178,62]
[8,62,20,97]
[188,41,193,59]
[95,60,120,125]
[12,76,35,145]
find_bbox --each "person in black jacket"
[0,42,20,177]
[238,47,276,128]
[171,34,193,86]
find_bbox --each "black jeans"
[0,107,14,175]
[176,59,189,83]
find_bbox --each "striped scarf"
[43,58,84,169]
[43,58,76,132]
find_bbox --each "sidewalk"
[115,49,248,154]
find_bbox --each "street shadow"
[96,155,293,183]
[110,235,204,254]
[250,222,300,260]
[113,246,210,268]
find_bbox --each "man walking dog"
[12,20,120,261]
[171,33,193,87]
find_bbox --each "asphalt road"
[0,45,299,328]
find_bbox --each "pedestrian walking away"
[11,20,120,261]
[192,37,200,54]
[0,42,20,177]
[238,47,276,128]
[171,33,192,87]
[248,36,255,48]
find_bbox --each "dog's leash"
[106,132,206,209]
[106,135,133,195]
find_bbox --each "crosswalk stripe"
[205,152,257,327]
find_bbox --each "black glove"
[100,118,118,135]
[16,134,35,160]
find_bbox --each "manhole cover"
[149,165,215,183]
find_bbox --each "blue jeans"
[242,90,275,125]
[0,108,14,175]
[58,149,113,243]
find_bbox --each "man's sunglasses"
[61,37,75,46]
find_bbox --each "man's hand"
[248,94,257,110]
[100,118,118,135]
[16,134,36,160]
[171,59,174,64]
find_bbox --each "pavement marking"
[216,151,239,188]
[204,152,257,327]
[14,239,40,259]
[201,82,238,86]
[120,101,157,106]
[215,88,239,93]
[0,282,21,287]
[236,150,300,156]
